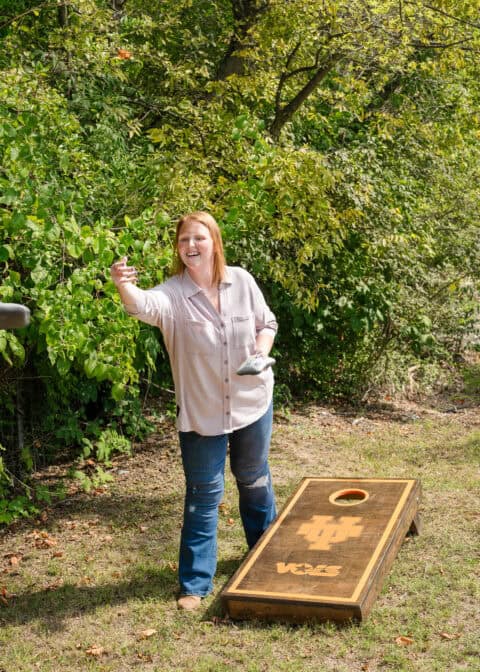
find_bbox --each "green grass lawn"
[1,397,479,671]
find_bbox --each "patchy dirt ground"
[0,388,478,672]
[4,389,480,536]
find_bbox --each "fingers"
[110,257,138,285]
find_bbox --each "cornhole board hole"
[222,477,421,624]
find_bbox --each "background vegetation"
[0,396,478,671]
[1,0,480,519]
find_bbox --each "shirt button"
[226,411,230,416]
[226,395,230,400]
[224,360,228,365]
[224,378,229,383]
[223,341,227,346]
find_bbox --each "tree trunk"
[58,2,68,28]
[216,0,268,80]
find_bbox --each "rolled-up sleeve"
[124,286,173,328]
[247,274,278,336]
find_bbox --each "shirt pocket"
[184,319,217,355]
[231,313,255,349]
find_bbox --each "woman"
[110,211,278,611]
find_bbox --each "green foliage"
[0,442,67,524]
[1,0,480,517]
[81,428,132,467]
[70,428,131,493]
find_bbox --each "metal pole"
[0,302,30,479]
[0,303,30,330]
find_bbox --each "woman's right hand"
[110,257,138,287]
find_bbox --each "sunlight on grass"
[1,404,479,671]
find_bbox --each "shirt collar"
[182,268,232,298]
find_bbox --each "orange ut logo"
[297,515,364,550]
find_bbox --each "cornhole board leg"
[221,477,421,624]
[408,512,422,536]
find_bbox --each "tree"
[1,0,479,519]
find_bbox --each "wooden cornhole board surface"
[222,477,421,623]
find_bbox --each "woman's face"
[177,221,215,272]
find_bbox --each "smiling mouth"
[186,252,200,257]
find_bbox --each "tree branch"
[406,1,480,30]
[409,37,477,50]
[270,55,340,141]
[0,2,58,29]
[274,42,302,114]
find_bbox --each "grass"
[0,395,479,671]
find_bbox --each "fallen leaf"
[227,518,235,526]
[139,525,148,533]
[9,556,20,566]
[137,653,153,662]
[439,631,462,640]
[51,552,64,559]
[86,645,105,657]
[36,537,57,549]
[395,635,414,646]
[138,628,157,640]
[32,531,58,549]
[168,562,177,572]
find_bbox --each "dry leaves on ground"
[137,628,157,640]
[439,631,462,640]
[85,645,106,657]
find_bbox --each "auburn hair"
[173,211,226,285]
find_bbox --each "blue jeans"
[178,401,276,597]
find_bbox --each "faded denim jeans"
[178,401,276,597]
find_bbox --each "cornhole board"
[222,477,421,623]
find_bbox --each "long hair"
[173,211,226,285]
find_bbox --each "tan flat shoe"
[177,595,202,611]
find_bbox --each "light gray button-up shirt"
[125,266,278,435]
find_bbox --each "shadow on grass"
[0,565,178,632]
[3,490,184,542]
